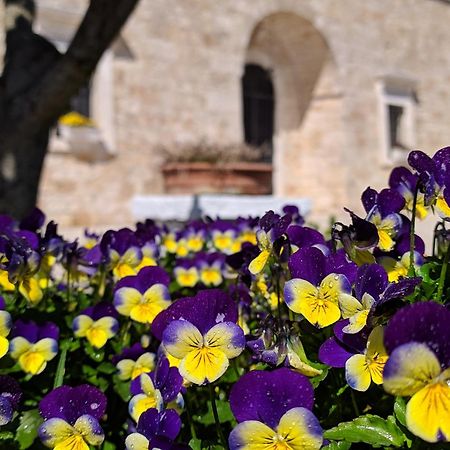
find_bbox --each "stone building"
[2,0,450,230]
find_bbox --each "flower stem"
[184,394,197,440]
[53,340,70,388]
[409,181,420,274]
[437,244,450,302]
[209,384,227,449]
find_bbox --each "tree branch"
[0,0,140,137]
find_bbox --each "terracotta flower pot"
[162,162,272,195]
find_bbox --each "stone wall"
[1,0,450,231]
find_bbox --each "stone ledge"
[131,194,312,221]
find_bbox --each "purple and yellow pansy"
[38,384,106,449]
[383,302,450,443]
[114,267,171,325]
[153,290,245,384]
[125,408,182,450]
[9,320,59,375]
[113,343,157,381]
[72,302,119,349]
[284,246,357,328]
[229,368,322,450]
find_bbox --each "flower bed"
[0,148,449,449]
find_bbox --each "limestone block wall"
[1,0,450,230]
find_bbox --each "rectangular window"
[377,78,417,163]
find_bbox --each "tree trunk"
[0,0,140,219]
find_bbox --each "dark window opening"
[242,64,274,162]
[71,83,91,118]
[388,104,407,150]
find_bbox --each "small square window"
[377,78,417,163]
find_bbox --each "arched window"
[242,64,274,162]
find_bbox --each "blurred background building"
[1,0,450,231]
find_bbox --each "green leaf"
[113,375,131,402]
[323,414,406,448]
[84,343,105,362]
[15,409,43,450]
[189,438,202,450]
[102,441,117,450]
[322,442,351,450]
[394,396,407,427]
[197,400,235,425]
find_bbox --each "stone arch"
[243,11,347,222]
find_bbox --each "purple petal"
[408,150,434,175]
[389,166,417,191]
[395,232,425,255]
[379,277,421,304]
[0,375,22,409]
[378,189,405,217]
[153,358,183,403]
[137,408,181,441]
[287,226,325,248]
[361,187,378,214]
[326,249,358,285]
[432,146,450,186]
[319,337,354,367]
[152,289,238,339]
[288,247,326,285]
[39,385,107,424]
[115,266,170,293]
[384,302,450,367]
[11,320,39,342]
[112,342,146,364]
[19,208,45,232]
[333,320,367,354]
[354,264,388,301]
[229,368,314,429]
[0,397,13,425]
[38,322,60,341]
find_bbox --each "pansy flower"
[73,302,119,349]
[114,266,171,325]
[0,375,22,425]
[378,251,423,283]
[408,147,450,216]
[362,187,405,252]
[38,384,106,449]
[0,298,12,359]
[210,221,238,254]
[339,263,420,334]
[284,246,357,328]
[173,259,199,288]
[247,317,322,377]
[3,231,43,304]
[129,358,183,422]
[229,368,322,450]
[10,320,58,375]
[248,212,291,275]
[101,228,143,279]
[319,321,388,391]
[113,343,156,381]
[383,302,450,443]
[153,290,245,384]
[389,166,429,219]
[195,252,224,287]
[125,408,182,450]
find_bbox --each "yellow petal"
[248,250,270,275]
[383,342,441,397]
[345,354,371,391]
[179,347,228,385]
[406,382,450,442]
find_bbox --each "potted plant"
[160,141,273,195]
[57,112,112,162]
